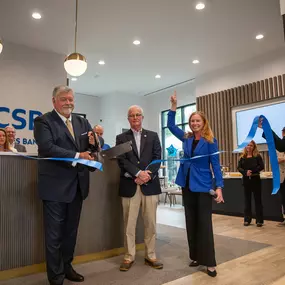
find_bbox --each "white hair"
[127,105,144,116]
[52,85,73,98]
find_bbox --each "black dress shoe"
[49,283,63,285]
[207,268,217,277]
[256,223,263,227]
[189,260,199,267]
[244,222,250,226]
[65,269,84,282]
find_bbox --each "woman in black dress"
[238,140,264,227]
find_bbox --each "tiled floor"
[1,205,285,285]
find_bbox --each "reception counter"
[0,154,144,277]
[213,176,283,222]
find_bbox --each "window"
[161,104,196,186]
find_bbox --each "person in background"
[0,128,11,152]
[116,105,163,272]
[168,91,224,278]
[277,127,285,225]
[93,124,110,150]
[237,140,264,227]
[5,126,27,152]
[259,118,285,152]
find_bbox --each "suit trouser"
[279,179,285,215]
[122,185,158,262]
[182,186,216,267]
[43,190,83,284]
[243,176,263,224]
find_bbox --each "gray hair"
[127,105,144,116]
[5,126,15,132]
[52,85,73,98]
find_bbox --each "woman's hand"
[214,188,224,204]
[246,170,252,177]
[170,91,177,111]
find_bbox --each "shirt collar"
[131,128,142,134]
[54,109,72,123]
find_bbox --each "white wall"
[0,42,66,152]
[196,46,285,97]
[143,81,196,138]
[98,93,146,146]
[74,93,101,128]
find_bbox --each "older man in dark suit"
[116,105,163,271]
[34,86,98,285]
[5,126,27,152]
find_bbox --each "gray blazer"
[15,143,27,152]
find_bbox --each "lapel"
[187,136,194,158]
[51,110,78,150]
[140,129,147,156]
[126,129,139,158]
[194,137,206,155]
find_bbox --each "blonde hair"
[184,111,214,143]
[240,140,260,158]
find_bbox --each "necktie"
[66,119,75,140]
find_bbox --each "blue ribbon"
[7,152,103,171]
[146,151,226,170]
[233,115,280,194]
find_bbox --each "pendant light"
[64,0,87,76]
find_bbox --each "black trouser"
[279,179,285,215]
[43,190,83,285]
[182,184,216,267]
[243,175,263,224]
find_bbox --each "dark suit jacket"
[33,110,95,202]
[263,131,285,152]
[116,128,162,197]
[14,143,26,152]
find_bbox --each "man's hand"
[79,151,93,160]
[138,170,152,183]
[135,177,145,185]
[246,170,252,177]
[88,131,96,145]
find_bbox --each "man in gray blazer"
[5,126,27,152]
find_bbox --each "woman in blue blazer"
[167,92,224,277]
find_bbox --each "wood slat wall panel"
[197,74,285,171]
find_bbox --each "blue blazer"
[167,110,223,192]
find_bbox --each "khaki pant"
[122,185,158,262]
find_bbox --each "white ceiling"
[0,0,284,96]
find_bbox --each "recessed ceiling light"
[195,2,205,10]
[32,12,42,19]
[192,59,200,64]
[155,74,161,79]
[133,40,141,45]
[98,60,105,65]
[255,34,264,40]
[71,77,77,81]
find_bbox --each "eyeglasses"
[128,113,142,118]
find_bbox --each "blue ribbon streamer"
[7,152,103,171]
[233,115,280,194]
[146,151,226,170]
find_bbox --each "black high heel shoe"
[207,268,217,277]
[189,260,199,267]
